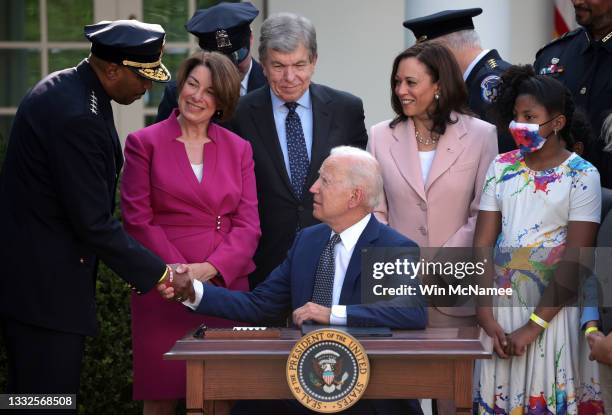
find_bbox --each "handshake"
[156,262,217,303]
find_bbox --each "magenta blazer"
[121,110,261,289]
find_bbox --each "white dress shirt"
[184,213,373,326]
[239,59,253,97]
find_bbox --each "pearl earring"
[434,92,440,100]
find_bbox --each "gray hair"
[602,113,612,152]
[438,29,481,51]
[258,12,317,63]
[329,146,383,210]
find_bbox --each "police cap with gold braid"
[84,19,171,82]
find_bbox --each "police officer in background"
[403,8,515,153]
[155,1,267,122]
[534,0,612,187]
[0,20,192,402]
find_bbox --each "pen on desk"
[193,323,207,338]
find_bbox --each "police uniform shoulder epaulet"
[536,28,583,57]
[485,58,498,70]
[87,90,100,117]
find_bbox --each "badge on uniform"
[480,75,501,104]
[539,57,564,75]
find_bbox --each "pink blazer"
[368,112,497,249]
[121,110,261,290]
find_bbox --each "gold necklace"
[415,128,439,145]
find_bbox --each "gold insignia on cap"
[417,35,428,43]
[122,58,163,69]
[486,59,498,69]
[551,57,559,64]
[215,29,232,49]
[136,65,171,82]
[603,31,612,43]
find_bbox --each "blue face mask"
[508,117,557,154]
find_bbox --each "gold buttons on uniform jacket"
[79,258,85,264]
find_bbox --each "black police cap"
[84,19,171,82]
[186,1,259,61]
[403,8,482,42]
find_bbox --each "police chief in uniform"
[404,8,514,153]
[155,1,267,122]
[534,0,612,187]
[0,20,192,403]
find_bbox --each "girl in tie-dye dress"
[473,65,604,414]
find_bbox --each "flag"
[554,0,578,37]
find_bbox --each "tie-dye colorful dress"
[473,150,604,415]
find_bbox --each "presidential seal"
[286,329,370,413]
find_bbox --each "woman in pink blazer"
[368,43,497,322]
[368,40,497,415]
[121,52,260,415]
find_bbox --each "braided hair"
[493,64,575,148]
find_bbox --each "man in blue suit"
[160,146,425,414]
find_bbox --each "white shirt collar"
[270,87,312,111]
[334,213,371,252]
[463,49,490,81]
[240,59,253,96]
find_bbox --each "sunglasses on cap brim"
[227,46,249,65]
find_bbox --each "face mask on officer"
[508,117,559,154]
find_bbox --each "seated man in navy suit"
[160,146,425,414]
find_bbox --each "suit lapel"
[249,89,295,196]
[339,216,379,305]
[306,84,333,187]
[390,120,427,201]
[425,114,467,190]
[247,60,266,92]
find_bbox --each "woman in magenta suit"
[121,51,260,415]
[367,42,497,415]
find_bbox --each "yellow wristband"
[158,266,169,283]
[530,313,549,329]
[585,326,599,335]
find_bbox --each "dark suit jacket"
[155,58,267,122]
[598,187,612,335]
[534,28,612,187]
[0,60,165,336]
[228,83,368,288]
[465,49,515,153]
[196,215,426,329]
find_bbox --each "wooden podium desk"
[165,327,492,415]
